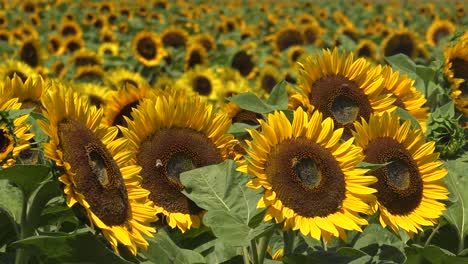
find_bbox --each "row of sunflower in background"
[0,0,466,263]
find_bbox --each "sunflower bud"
[426,115,466,158]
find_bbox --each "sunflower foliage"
[0,0,468,263]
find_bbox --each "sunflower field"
[0,0,467,263]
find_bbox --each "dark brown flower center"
[58,119,129,226]
[266,137,345,217]
[137,37,157,60]
[277,29,304,51]
[231,51,255,77]
[137,128,223,215]
[0,129,11,154]
[310,75,373,139]
[451,57,468,96]
[113,100,139,127]
[20,41,39,67]
[162,32,186,48]
[193,76,212,96]
[261,74,277,93]
[364,137,423,215]
[384,33,415,58]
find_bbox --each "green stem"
[424,223,441,247]
[458,232,465,255]
[283,230,295,256]
[257,230,274,264]
[322,237,328,251]
[15,195,29,264]
[243,246,251,264]
[250,239,259,264]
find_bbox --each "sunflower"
[39,82,157,255]
[2,74,45,112]
[240,108,376,241]
[0,12,7,28]
[73,65,105,83]
[191,33,217,52]
[132,31,167,67]
[297,13,319,26]
[256,65,281,98]
[100,28,117,43]
[444,34,468,116]
[176,66,222,101]
[15,25,39,40]
[59,20,82,38]
[98,42,118,57]
[68,49,103,68]
[287,45,306,67]
[82,11,97,26]
[120,92,236,232]
[51,61,67,79]
[161,27,189,49]
[230,49,258,80]
[0,83,34,168]
[184,42,208,71]
[355,39,377,61]
[0,29,10,43]
[381,65,429,131]
[74,82,114,108]
[294,48,396,139]
[29,13,41,27]
[381,28,419,59]
[62,36,86,54]
[223,102,263,127]
[102,83,156,127]
[47,35,63,55]
[104,68,148,91]
[301,23,323,47]
[154,75,174,91]
[215,67,251,104]
[352,112,448,235]
[0,60,37,83]
[274,25,304,52]
[333,24,360,46]
[19,37,42,68]
[426,20,455,46]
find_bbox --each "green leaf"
[283,251,358,264]
[443,159,468,254]
[27,180,61,230]
[266,80,288,110]
[227,93,276,114]
[144,230,206,264]
[397,107,422,130]
[181,160,272,247]
[416,65,435,87]
[7,109,34,120]
[0,180,22,225]
[353,224,407,251]
[356,161,393,170]
[194,239,240,264]
[0,165,50,200]
[385,54,416,74]
[405,245,468,264]
[228,123,260,137]
[10,232,132,264]
[431,101,456,119]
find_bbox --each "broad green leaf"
[7,109,33,120]
[431,101,456,119]
[227,93,276,114]
[443,159,468,253]
[0,165,50,200]
[181,160,262,222]
[397,107,422,130]
[181,160,272,246]
[10,232,132,264]
[144,230,206,264]
[354,224,407,251]
[337,248,372,264]
[405,245,468,264]
[416,65,435,87]
[195,238,240,263]
[266,80,288,110]
[385,54,416,74]
[27,180,61,230]
[0,180,22,225]
[228,123,260,137]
